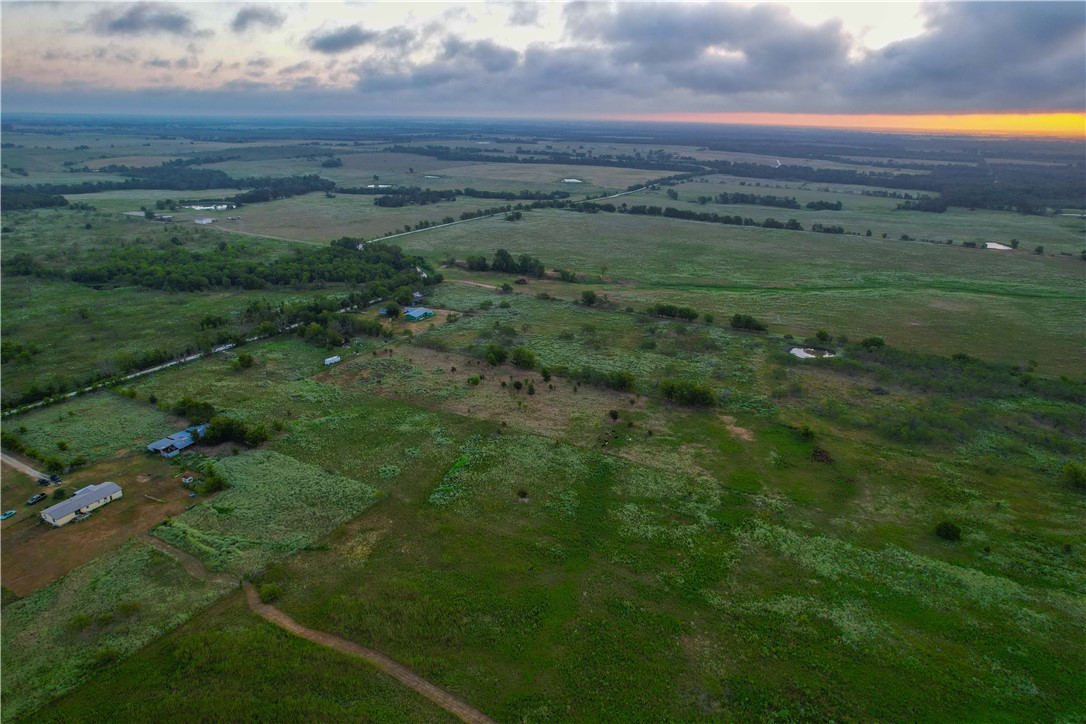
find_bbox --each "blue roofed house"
[403,307,434,322]
[147,424,209,458]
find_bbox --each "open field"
[32,595,456,724]
[1,539,232,722]
[396,209,1086,374]
[2,121,1084,722]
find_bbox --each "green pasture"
[32,597,455,724]
[1,540,231,722]
[397,209,1084,374]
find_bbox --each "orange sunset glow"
[604,113,1086,139]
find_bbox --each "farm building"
[147,424,209,458]
[40,482,123,527]
[324,355,342,365]
[194,217,215,225]
[403,307,434,321]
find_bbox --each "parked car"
[1,510,17,520]
[26,493,48,505]
[37,477,50,486]
[49,474,61,483]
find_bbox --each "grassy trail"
[144,533,495,724]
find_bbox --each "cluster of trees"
[169,396,269,446]
[0,189,70,211]
[805,200,843,211]
[54,240,429,293]
[621,204,804,230]
[649,303,699,321]
[810,223,846,234]
[896,197,948,213]
[730,314,768,331]
[465,248,545,278]
[230,175,335,204]
[697,192,802,209]
[659,378,717,406]
[1,339,41,363]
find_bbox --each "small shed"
[324,355,342,365]
[412,291,425,301]
[403,307,434,322]
[40,482,123,527]
[194,217,215,225]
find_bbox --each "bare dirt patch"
[721,415,754,441]
[1,455,192,595]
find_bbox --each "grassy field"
[31,595,456,723]
[1,539,232,722]
[3,126,1083,722]
[393,209,1084,375]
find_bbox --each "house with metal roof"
[403,307,434,321]
[147,424,209,458]
[40,482,123,527]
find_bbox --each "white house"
[194,217,215,225]
[40,482,123,527]
[324,355,342,365]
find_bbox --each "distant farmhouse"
[147,424,209,458]
[40,482,123,527]
[403,307,434,321]
[194,217,215,225]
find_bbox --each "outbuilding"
[324,355,342,365]
[147,424,209,458]
[40,482,123,527]
[194,217,215,225]
[403,307,434,322]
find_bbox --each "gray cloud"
[231,6,285,33]
[306,24,379,54]
[441,37,519,72]
[844,1,1086,112]
[144,57,171,69]
[508,3,541,27]
[88,3,202,37]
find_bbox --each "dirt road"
[1,453,46,480]
[145,535,494,724]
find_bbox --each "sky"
[1,1,1083,136]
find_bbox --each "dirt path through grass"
[144,533,494,724]
[242,583,496,724]
[1,452,46,480]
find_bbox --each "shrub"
[467,375,481,385]
[659,378,717,407]
[651,303,698,321]
[1063,462,1086,491]
[609,409,619,421]
[500,283,513,293]
[527,383,535,395]
[510,347,536,369]
[730,314,767,331]
[52,488,67,500]
[258,583,282,603]
[860,336,885,351]
[485,344,508,366]
[935,521,962,542]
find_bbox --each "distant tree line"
[465,248,545,278]
[37,240,430,293]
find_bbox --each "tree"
[1034,245,1045,255]
[500,283,513,293]
[815,329,831,342]
[492,248,516,272]
[666,188,679,200]
[581,290,598,306]
[859,336,885,351]
[234,352,254,370]
[52,488,67,500]
[510,347,536,369]
[485,344,508,366]
[1063,462,1086,491]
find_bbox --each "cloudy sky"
[2,1,1083,132]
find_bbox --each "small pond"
[790,347,836,359]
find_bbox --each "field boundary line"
[242,582,497,724]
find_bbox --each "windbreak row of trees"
[24,240,432,293]
[465,248,546,278]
